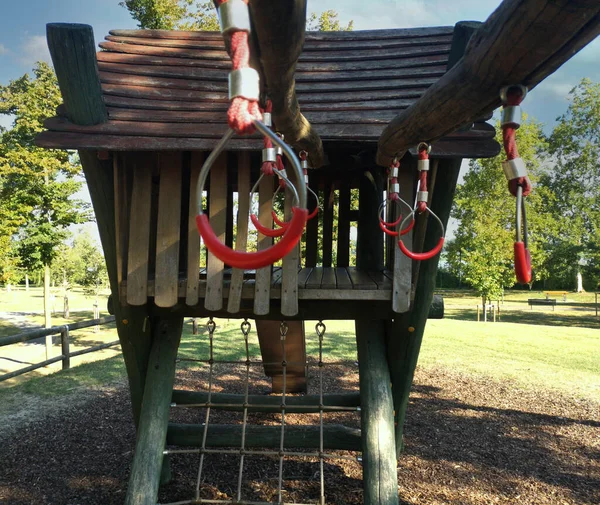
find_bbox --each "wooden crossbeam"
[377,2,600,165]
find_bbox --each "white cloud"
[19,35,51,66]
[0,44,8,56]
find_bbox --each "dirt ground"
[0,362,598,505]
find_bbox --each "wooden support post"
[46,23,107,125]
[356,320,399,505]
[385,159,462,457]
[125,317,183,505]
[60,327,70,370]
[46,22,158,446]
[378,2,600,164]
[247,0,324,167]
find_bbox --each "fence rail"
[0,316,118,382]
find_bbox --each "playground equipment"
[37,1,599,503]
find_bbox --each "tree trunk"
[44,264,52,359]
[576,271,584,292]
[482,295,487,322]
[25,274,29,292]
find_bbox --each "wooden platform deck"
[121,267,394,302]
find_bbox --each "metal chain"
[236,318,252,502]
[316,320,326,505]
[277,320,288,504]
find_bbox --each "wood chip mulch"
[0,361,598,505]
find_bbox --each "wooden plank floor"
[123,267,395,303]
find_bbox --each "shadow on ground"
[446,307,600,329]
[1,348,598,505]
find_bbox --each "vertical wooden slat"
[186,152,203,306]
[281,166,299,317]
[227,153,251,314]
[114,154,131,302]
[155,152,183,308]
[337,180,351,267]
[304,174,319,267]
[322,181,335,267]
[225,159,235,250]
[392,168,414,313]
[204,153,228,311]
[126,156,153,306]
[254,176,273,315]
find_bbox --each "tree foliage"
[307,10,353,31]
[542,78,600,289]
[121,1,352,32]
[0,62,91,277]
[446,118,555,301]
[53,231,108,293]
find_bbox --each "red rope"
[502,89,531,197]
[417,148,428,213]
[217,0,261,135]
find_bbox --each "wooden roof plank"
[97,60,447,84]
[99,71,441,94]
[105,33,452,52]
[97,49,449,72]
[44,116,495,141]
[98,40,451,63]
[108,26,454,41]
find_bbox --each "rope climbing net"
[163,318,362,505]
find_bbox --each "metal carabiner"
[397,207,445,261]
[249,169,299,238]
[514,184,532,284]
[196,120,308,269]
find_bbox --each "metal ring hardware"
[196,121,307,269]
[397,207,445,261]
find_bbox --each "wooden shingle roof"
[37,27,499,158]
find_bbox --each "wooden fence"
[0,316,118,382]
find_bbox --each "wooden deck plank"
[297,267,313,289]
[185,151,203,306]
[154,152,182,308]
[347,267,378,290]
[126,156,153,306]
[321,267,337,289]
[367,270,393,290]
[305,267,324,289]
[227,152,250,314]
[335,268,353,290]
[203,153,227,311]
[254,176,274,315]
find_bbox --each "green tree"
[121,1,352,33]
[307,10,353,31]
[0,62,92,328]
[446,117,555,305]
[543,78,600,290]
[120,0,219,30]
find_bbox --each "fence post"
[61,326,71,370]
[93,302,99,333]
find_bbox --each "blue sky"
[1,0,599,132]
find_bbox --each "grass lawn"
[0,288,598,407]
